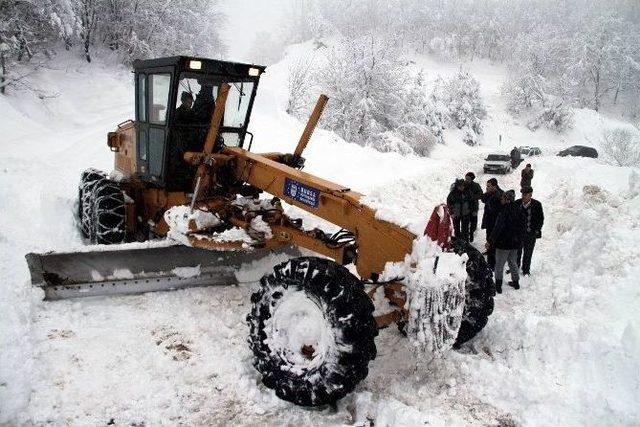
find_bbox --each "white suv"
[483,154,512,174]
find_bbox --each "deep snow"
[1,47,639,426]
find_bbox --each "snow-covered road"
[1,52,639,426]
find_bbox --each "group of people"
[447,163,543,293]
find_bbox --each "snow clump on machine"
[382,235,468,354]
[164,205,222,235]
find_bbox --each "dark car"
[558,145,598,158]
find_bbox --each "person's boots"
[469,232,474,242]
[508,280,520,290]
[495,279,502,294]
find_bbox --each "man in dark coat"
[510,146,521,168]
[447,179,472,241]
[480,178,503,269]
[486,189,524,293]
[521,164,534,189]
[175,91,194,124]
[515,186,544,275]
[464,172,483,242]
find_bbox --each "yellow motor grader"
[26,56,495,407]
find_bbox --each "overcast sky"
[219,0,287,62]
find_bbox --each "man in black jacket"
[447,179,472,241]
[175,91,194,124]
[487,190,524,293]
[515,186,544,275]
[464,172,483,242]
[480,178,503,269]
[510,146,521,168]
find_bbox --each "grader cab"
[25,56,495,407]
[109,57,263,190]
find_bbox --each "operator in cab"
[192,81,216,124]
[175,91,194,124]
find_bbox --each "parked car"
[518,146,531,156]
[528,146,542,156]
[484,154,512,174]
[558,145,598,158]
[519,146,542,156]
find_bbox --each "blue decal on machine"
[284,177,320,208]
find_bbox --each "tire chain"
[90,179,126,244]
[79,168,107,238]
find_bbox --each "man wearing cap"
[464,172,483,242]
[480,178,504,269]
[521,164,534,189]
[515,186,544,275]
[486,189,524,293]
[447,178,472,241]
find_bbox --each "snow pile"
[172,265,201,279]
[110,269,135,280]
[165,199,274,247]
[352,392,430,426]
[164,205,222,235]
[164,205,257,248]
[232,196,278,212]
[250,216,273,240]
[194,227,254,245]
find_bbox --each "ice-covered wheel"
[78,168,107,238]
[90,179,126,244]
[247,257,378,407]
[452,238,495,346]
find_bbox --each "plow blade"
[26,245,300,301]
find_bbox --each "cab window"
[137,74,147,122]
[225,81,254,128]
[149,74,171,125]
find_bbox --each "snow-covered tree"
[286,56,316,117]
[526,101,574,133]
[0,0,227,92]
[316,36,406,144]
[246,30,287,65]
[309,35,436,156]
[283,0,329,44]
[602,127,640,167]
[431,71,487,145]
[568,16,625,112]
[0,0,77,93]
[279,0,640,117]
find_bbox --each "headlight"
[248,67,260,76]
[189,60,202,70]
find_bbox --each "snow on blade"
[171,265,201,279]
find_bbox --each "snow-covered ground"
[1,48,639,426]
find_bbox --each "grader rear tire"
[90,179,126,245]
[247,257,377,407]
[452,238,496,346]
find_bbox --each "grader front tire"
[90,179,126,245]
[78,168,107,238]
[247,257,377,407]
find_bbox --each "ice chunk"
[171,265,201,279]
